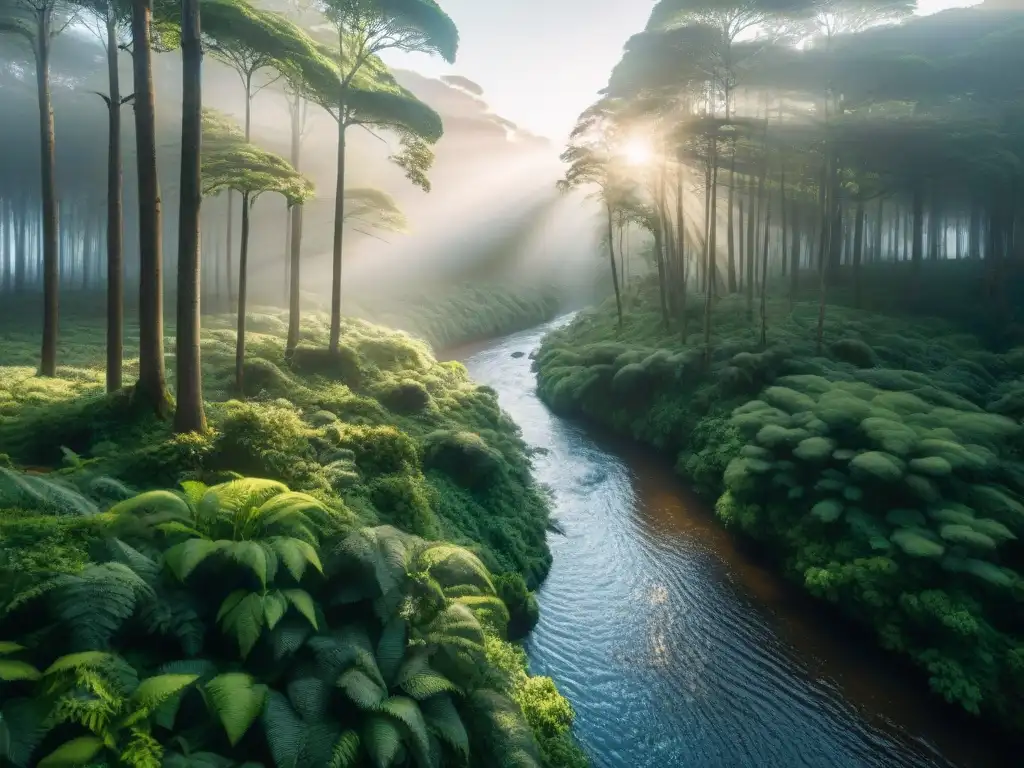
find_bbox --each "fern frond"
[363,715,403,768]
[118,727,163,768]
[0,659,41,682]
[209,478,288,513]
[286,673,331,722]
[336,527,410,597]
[329,729,361,768]
[221,541,270,588]
[0,698,50,767]
[108,489,194,525]
[416,544,495,595]
[121,674,199,728]
[270,619,313,661]
[337,668,387,710]
[267,537,324,582]
[51,563,154,650]
[163,539,224,582]
[104,538,161,581]
[138,587,205,656]
[283,589,318,630]
[376,618,407,687]
[217,591,266,658]
[399,668,460,700]
[36,736,105,767]
[262,690,304,768]
[421,694,469,758]
[378,696,431,765]
[308,626,384,687]
[255,491,332,538]
[203,673,268,746]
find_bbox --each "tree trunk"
[726,148,737,293]
[329,119,347,351]
[911,185,924,298]
[14,194,26,292]
[737,198,745,292]
[235,192,251,393]
[226,192,234,311]
[703,136,718,365]
[35,11,59,376]
[748,162,764,317]
[789,199,800,304]
[104,7,123,393]
[760,184,772,348]
[286,203,303,356]
[174,0,207,434]
[852,199,865,308]
[132,0,169,415]
[606,202,623,330]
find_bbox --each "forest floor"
[534,277,1024,737]
[0,307,588,767]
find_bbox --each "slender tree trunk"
[329,118,347,351]
[676,165,687,340]
[852,198,865,308]
[174,0,206,434]
[704,136,718,365]
[748,161,765,317]
[226,192,234,310]
[35,12,59,376]
[14,194,26,292]
[132,0,169,414]
[737,197,745,292]
[235,192,251,392]
[760,184,772,348]
[726,147,737,293]
[911,185,924,299]
[286,91,304,356]
[605,202,623,330]
[104,8,124,392]
[874,197,884,265]
[789,199,800,304]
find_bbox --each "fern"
[50,563,154,650]
[378,696,432,766]
[421,694,469,758]
[362,715,403,768]
[203,673,268,746]
[329,730,361,768]
[36,735,105,767]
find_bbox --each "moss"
[422,429,504,490]
[830,338,877,368]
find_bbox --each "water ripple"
[461,320,1004,768]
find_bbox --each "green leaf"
[37,736,105,767]
[376,618,406,686]
[264,590,289,630]
[217,589,249,622]
[43,651,116,676]
[329,729,361,768]
[164,538,223,581]
[224,541,270,587]
[262,691,304,768]
[204,673,268,746]
[399,668,460,700]
[379,696,430,763]
[337,668,387,710]
[0,642,26,656]
[269,537,323,581]
[218,592,267,657]
[363,715,403,768]
[421,694,469,757]
[283,588,318,629]
[124,673,199,726]
[0,660,41,682]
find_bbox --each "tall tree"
[310,0,457,351]
[0,0,70,376]
[174,0,206,434]
[201,109,313,393]
[131,0,169,414]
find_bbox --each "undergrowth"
[535,277,1024,736]
[0,309,582,767]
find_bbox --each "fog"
[0,23,611,315]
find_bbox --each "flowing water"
[457,318,1011,768]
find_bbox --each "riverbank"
[0,309,587,767]
[534,281,1024,738]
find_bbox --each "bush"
[495,572,541,640]
[422,429,505,489]
[380,379,431,413]
[289,344,362,388]
[367,472,440,538]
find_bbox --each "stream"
[457,317,1009,768]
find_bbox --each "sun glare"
[623,137,653,167]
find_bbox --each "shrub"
[830,338,877,368]
[495,572,541,641]
[422,430,505,490]
[367,473,440,537]
[289,344,362,388]
[380,379,431,413]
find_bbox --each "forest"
[0,0,591,764]
[537,0,1024,742]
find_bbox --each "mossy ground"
[535,277,1024,736]
[0,303,587,766]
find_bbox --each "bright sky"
[382,0,982,144]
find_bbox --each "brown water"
[459,318,1013,768]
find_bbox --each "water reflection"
[459,320,1009,768]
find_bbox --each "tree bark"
[726,147,737,293]
[760,184,772,348]
[911,184,924,298]
[852,199,865,308]
[606,202,623,330]
[329,119,347,351]
[35,10,59,376]
[104,7,124,392]
[286,202,303,356]
[174,0,207,434]
[235,192,251,393]
[789,199,800,304]
[132,0,169,415]
[225,192,234,311]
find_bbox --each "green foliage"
[535,285,1024,736]
[0,480,578,767]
